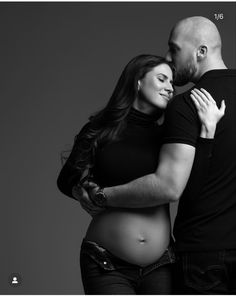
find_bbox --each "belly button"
[139,238,146,244]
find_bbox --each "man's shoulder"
[198,69,236,82]
[168,88,193,110]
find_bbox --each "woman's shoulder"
[77,121,93,135]
[74,120,97,144]
[76,119,99,137]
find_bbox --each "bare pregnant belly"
[85,205,171,267]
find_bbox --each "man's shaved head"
[166,16,226,85]
[173,16,222,54]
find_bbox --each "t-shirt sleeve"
[57,122,92,200]
[162,92,201,147]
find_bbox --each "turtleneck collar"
[127,107,164,127]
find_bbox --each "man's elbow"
[151,174,182,203]
[165,185,182,202]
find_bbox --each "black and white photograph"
[1,1,236,294]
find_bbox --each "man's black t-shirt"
[163,69,236,251]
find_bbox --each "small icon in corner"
[9,273,22,287]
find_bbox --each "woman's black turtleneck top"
[92,108,164,188]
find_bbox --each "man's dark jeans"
[80,240,175,295]
[174,249,236,294]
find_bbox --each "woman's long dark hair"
[66,54,174,176]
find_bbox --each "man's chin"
[174,66,196,86]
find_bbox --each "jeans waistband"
[81,239,176,275]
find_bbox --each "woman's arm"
[57,123,91,200]
[57,158,82,199]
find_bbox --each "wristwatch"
[92,187,108,207]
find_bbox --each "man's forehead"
[168,28,187,48]
[168,39,180,49]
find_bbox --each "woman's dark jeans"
[80,240,175,295]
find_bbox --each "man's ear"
[197,45,208,61]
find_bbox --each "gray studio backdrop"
[1,2,235,294]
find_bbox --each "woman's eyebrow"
[157,73,167,77]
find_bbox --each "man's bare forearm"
[104,173,177,208]
[103,143,196,208]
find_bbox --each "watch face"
[95,190,107,206]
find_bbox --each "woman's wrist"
[200,123,216,139]
[72,183,83,200]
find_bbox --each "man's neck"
[195,59,227,82]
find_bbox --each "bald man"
[163,16,236,294]
[78,17,236,293]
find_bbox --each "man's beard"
[174,59,197,86]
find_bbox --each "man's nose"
[165,51,172,62]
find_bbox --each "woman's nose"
[166,83,174,96]
[167,82,173,92]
